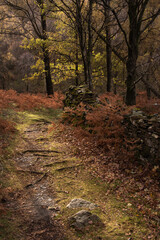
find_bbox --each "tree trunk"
[113,83,117,94]
[126,53,137,105]
[82,50,88,85]
[76,0,88,85]
[42,47,53,95]
[105,0,112,92]
[87,0,93,91]
[39,0,53,95]
[75,33,79,86]
[76,0,93,90]
[125,2,138,106]
[2,77,5,90]
[75,54,79,86]
[146,74,151,100]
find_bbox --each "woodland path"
[1,109,158,240]
[3,119,68,240]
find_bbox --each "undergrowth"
[0,89,64,153]
[61,93,135,163]
[57,93,160,238]
[61,92,160,164]
[0,89,64,111]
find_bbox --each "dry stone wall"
[63,85,97,107]
[123,110,160,165]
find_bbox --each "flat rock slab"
[69,210,102,230]
[67,198,98,209]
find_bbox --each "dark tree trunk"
[76,0,88,85]
[1,77,5,90]
[126,52,137,105]
[113,83,117,95]
[105,0,112,92]
[76,0,93,90]
[87,0,93,91]
[75,33,79,86]
[125,2,138,106]
[146,75,151,100]
[82,51,88,85]
[26,82,29,92]
[42,47,53,95]
[75,53,79,86]
[39,0,53,95]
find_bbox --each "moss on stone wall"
[63,85,97,107]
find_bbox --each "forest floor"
[0,107,159,240]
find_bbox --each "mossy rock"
[63,85,97,107]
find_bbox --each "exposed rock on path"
[69,210,102,231]
[67,198,98,210]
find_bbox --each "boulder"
[67,198,98,210]
[68,210,102,230]
[63,85,97,107]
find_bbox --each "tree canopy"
[0,0,159,104]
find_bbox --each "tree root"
[17,169,44,175]
[22,149,60,154]
[25,172,48,189]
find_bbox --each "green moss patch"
[48,155,152,240]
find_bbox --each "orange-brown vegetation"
[61,92,160,165]
[59,93,159,233]
[0,89,64,153]
[62,93,135,162]
[0,89,64,111]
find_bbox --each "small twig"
[22,150,60,154]
[43,160,68,167]
[25,172,48,189]
[16,169,44,175]
[33,154,61,157]
[56,190,69,194]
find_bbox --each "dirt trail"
[1,110,158,240]
[2,121,67,240]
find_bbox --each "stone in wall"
[123,110,160,165]
[63,85,97,107]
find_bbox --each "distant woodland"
[0,0,160,105]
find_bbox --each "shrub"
[0,89,64,153]
[0,89,64,112]
[0,118,16,135]
[62,93,134,161]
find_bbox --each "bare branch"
[140,8,160,35]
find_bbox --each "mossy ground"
[0,107,156,240]
[50,163,150,240]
